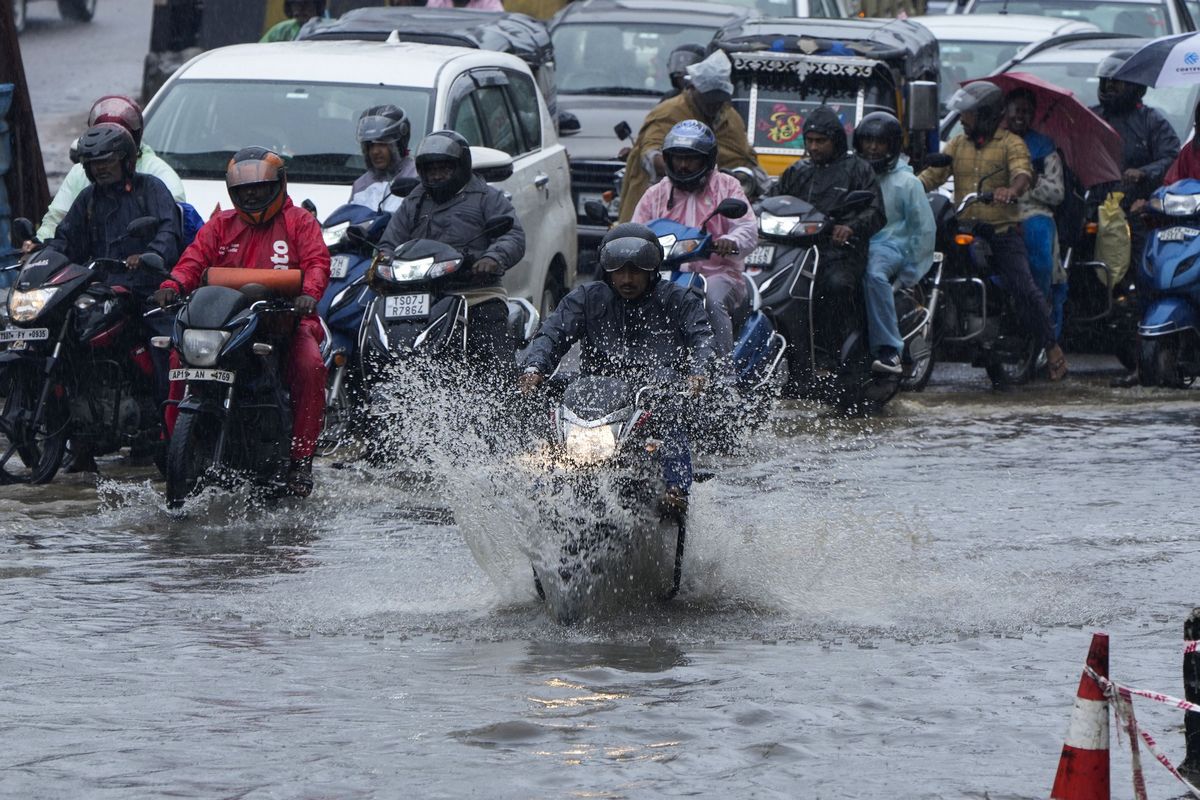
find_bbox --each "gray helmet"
[598,223,664,282]
[947,82,1004,141]
[1096,49,1136,79]
[415,130,472,203]
[357,105,411,152]
[667,44,707,81]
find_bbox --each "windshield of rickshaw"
[731,75,896,155]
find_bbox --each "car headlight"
[1162,193,1200,216]
[669,238,703,259]
[181,329,232,367]
[322,221,350,248]
[9,287,58,323]
[563,423,619,465]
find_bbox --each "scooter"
[525,374,688,624]
[0,217,173,483]
[159,268,303,510]
[1135,178,1200,386]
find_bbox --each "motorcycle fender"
[733,311,772,377]
[1139,297,1198,337]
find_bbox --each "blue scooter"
[1137,178,1200,387]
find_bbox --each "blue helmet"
[662,119,717,192]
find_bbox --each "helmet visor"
[227,156,283,188]
[599,237,661,273]
[946,87,983,115]
[356,114,402,144]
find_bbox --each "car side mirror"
[483,216,514,238]
[715,198,748,219]
[558,110,581,137]
[470,145,514,183]
[12,217,35,245]
[125,216,160,241]
[614,121,632,142]
[390,176,419,198]
[583,200,610,225]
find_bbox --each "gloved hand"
[712,238,738,257]
[125,254,142,270]
[294,295,317,315]
[153,287,178,308]
[831,224,854,245]
[474,256,503,275]
[518,370,544,394]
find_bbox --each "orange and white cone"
[1051,632,1111,800]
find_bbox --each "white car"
[142,39,577,315]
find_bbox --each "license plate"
[169,368,235,385]
[384,293,430,319]
[1158,226,1200,243]
[0,327,49,342]
[744,245,775,267]
[330,254,350,279]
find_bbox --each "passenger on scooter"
[662,44,707,101]
[518,223,715,510]
[349,104,417,214]
[152,147,331,496]
[768,105,886,353]
[379,130,526,379]
[851,112,935,375]
[33,95,185,242]
[631,119,757,366]
[919,83,1068,382]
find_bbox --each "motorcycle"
[1135,178,1200,386]
[0,217,172,483]
[159,268,303,510]
[752,191,901,413]
[525,374,688,623]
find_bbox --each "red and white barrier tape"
[1084,665,1200,799]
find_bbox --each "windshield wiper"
[567,87,663,97]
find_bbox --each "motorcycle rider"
[349,104,417,214]
[919,83,1068,382]
[518,223,715,511]
[851,111,936,375]
[33,95,185,243]
[378,130,526,379]
[152,147,330,496]
[768,105,886,359]
[632,119,757,367]
[662,44,707,101]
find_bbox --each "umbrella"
[1110,32,1200,88]
[964,72,1123,188]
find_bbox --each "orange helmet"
[226,147,288,226]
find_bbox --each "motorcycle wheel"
[165,411,219,509]
[0,370,68,484]
[1138,337,1181,388]
[317,380,356,456]
[900,329,936,393]
[984,332,1038,387]
[1116,339,1139,372]
[57,0,96,22]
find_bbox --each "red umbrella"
[964,72,1122,188]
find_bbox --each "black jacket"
[521,278,716,381]
[1090,102,1181,202]
[380,174,526,289]
[47,173,181,268]
[768,106,886,261]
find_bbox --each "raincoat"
[617,92,759,222]
[349,156,417,214]
[1090,101,1181,203]
[871,158,935,287]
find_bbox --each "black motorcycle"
[160,269,303,510]
[0,217,171,483]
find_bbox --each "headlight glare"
[1163,193,1200,216]
[181,329,232,367]
[322,221,350,248]
[760,212,799,237]
[9,287,58,323]
[563,423,620,465]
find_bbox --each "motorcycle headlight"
[384,256,433,283]
[563,423,620,465]
[9,287,58,323]
[657,234,677,252]
[668,239,703,259]
[181,329,232,367]
[1162,193,1200,216]
[322,221,350,248]
[759,211,799,237]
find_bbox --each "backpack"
[177,202,205,247]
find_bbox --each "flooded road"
[4,359,1199,798]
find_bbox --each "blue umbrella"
[1111,32,1200,87]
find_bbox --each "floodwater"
[3,360,1199,799]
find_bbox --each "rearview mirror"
[301,199,318,218]
[139,252,166,275]
[715,198,748,219]
[390,175,419,198]
[125,216,160,241]
[906,81,939,132]
[11,217,35,246]
[558,110,581,137]
[470,145,514,183]
[583,200,610,225]
[614,121,632,142]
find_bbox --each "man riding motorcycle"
[768,105,886,355]
[518,223,715,511]
[378,129,526,379]
[632,119,757,366]
[662,44,707,102]
[34,95,185,242]
[153,147,330,496]
[349,104,417,214]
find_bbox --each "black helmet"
[667,44,707,81]
[357,104,411,156]
[1096,50,1146,113]
[284,0,325,17]
[77,123,138,184]
[662,119,717,192]
[226,146,288,226]
[415,130,472,203]
[852,111,903,174]
[598,223,664,285]
[947,82,1004,142]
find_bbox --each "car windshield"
[552,22,721,94]
[144,80,433,184]
[937,41,1024,110]
[970,0,1170,37]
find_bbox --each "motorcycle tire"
[165,411,219,509]
[1,370,68,484]
[1116,340,1139,372]
[1138,337,1181,388]
[57,0,96,22]
[900,330,936,393]
[984,333,1038,388]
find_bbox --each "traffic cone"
[1051,632,1110,800]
